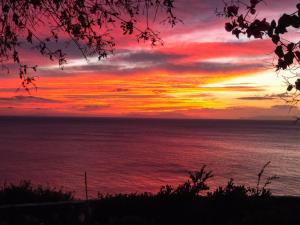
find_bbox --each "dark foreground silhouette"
[0,165,299,225]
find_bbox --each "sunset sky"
[1,0,300,119]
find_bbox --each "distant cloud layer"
[0,96,60,104]
[0,0,299,118]
[40,41,269,78]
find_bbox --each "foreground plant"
[0,0,179,90]
[158,162,278,199]
[0,180,73,204]
[220,0,300,105]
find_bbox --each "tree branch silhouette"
[0,0,180,90]
[219,0,300,105]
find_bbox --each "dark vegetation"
[220,0,300,105]
[0,180,73,205]
[1,0,300,108]
[0,163,299,225]
[0,0,178,90]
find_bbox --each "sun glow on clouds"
[1,0,299,119]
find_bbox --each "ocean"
[0,117,299,198]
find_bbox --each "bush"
[0,180,74,205]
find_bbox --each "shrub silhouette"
[0,180,73,205]
[158,165,213,197]
[1,163,299,225]
[209,161,279,199]
[0,162,277,205]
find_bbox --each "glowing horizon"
[1,0,299,120]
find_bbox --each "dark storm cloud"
[78,104,111,111]
[237,93,289,101]
[161,62,264,73]
[0,96,60,103]
[271,105,296,110]
[114,51,185,63]
[46,59,264,76]
[38,46,266,77]
[237,96,275,100]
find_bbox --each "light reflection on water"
[0,117,299,198]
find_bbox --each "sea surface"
[0,117,299,198]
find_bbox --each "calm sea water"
[0,117,299,198]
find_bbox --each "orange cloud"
[0,0,293,118]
